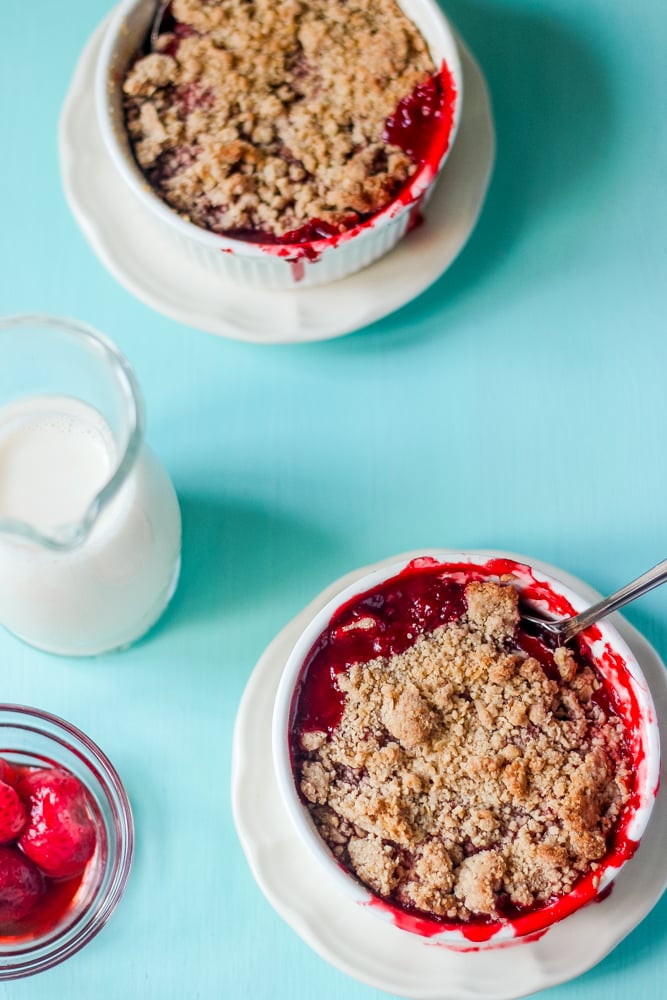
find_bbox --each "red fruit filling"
[0,760,97,938]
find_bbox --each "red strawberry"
[18,769,96,879]
[0,846,44,922]
[0,780,27,843]
[0,758,17,787]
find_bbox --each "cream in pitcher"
[0,316,181,656]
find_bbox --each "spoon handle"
[562,557,667,641]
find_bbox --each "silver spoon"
[521,558,667,644]
[150,0,171,51]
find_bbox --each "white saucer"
[59,17,495,343]
[232,550,667,1000]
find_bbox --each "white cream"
[0,395,181,656]
[0,397,113,533]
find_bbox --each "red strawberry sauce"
[0,761,97,939]
[289,556,652,944]
[0,870,84,941]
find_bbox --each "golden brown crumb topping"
[122,0,435,237]
[295,581,631,921]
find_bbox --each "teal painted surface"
[1,0,666,997]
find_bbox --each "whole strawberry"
[0,780,27,843]
[18,769,96,879]
[0,846,44,922]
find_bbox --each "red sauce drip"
[289,258,306,282]
[595,882,614,904]
[223,218,347,248]
[446,928,550,953]
[220,219,352,268]
[407,200,425,233]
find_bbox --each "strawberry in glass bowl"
[0,706,133,979]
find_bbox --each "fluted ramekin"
[272,552,660,949]
[95,0,463,290]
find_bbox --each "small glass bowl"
[0,705,134,979]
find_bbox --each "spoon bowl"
[521,558,667,644]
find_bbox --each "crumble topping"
[122,0,436,237]
[294,580,632,921]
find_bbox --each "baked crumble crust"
[295,580,632,920]
[122,0,435,237]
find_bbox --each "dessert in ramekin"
[95,0,462,289]
[0,706,133,979]
[272,553,660,948]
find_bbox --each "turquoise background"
[1,0,666,997]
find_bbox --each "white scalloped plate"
[231,550,667,1000]
[59,18,494,343]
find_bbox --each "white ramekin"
[95,0,463,290]
[272,552,661,949]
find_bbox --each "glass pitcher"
[0,315,181,655]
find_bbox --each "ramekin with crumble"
[96,0,463,287]
[123,0,449,242]
[273,555,660,945]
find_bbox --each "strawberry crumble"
[122,0,442,239]
[291,575,633,923]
